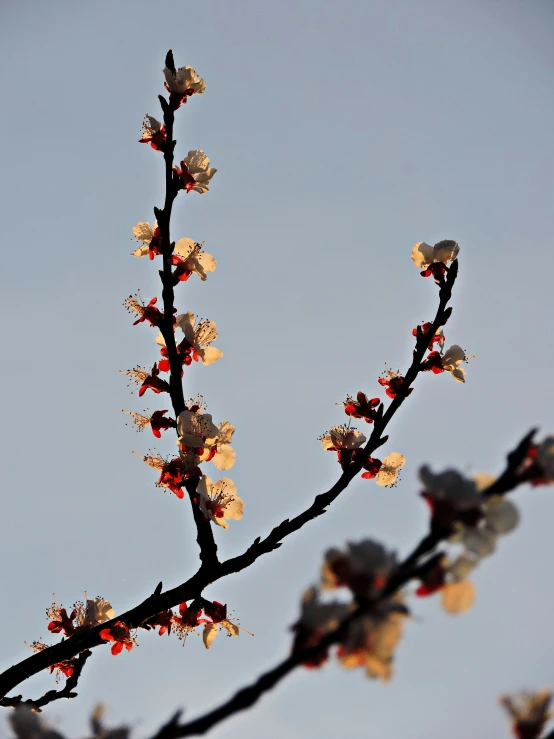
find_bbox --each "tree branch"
[0,650,91,712]
[0,256,459,700]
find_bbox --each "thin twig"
[0,650,91,712]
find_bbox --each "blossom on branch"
[337,594,409,682]
[378,369,412,398]
[121,364,170,397]
[291,587,351,669]
[440,344,473,383]
[171,238,217,282]
[177,411,236,471]
[123,408,176,437]
[139,115,167,151]
[131,221,162,259]
[137,451,192,497]
[156,312,223,369]
[319,426,366,452]
[174,150,217,194]
[99,621,137,656]
[411,239,459,281]
[321,539,397,598]
[412,322,445,351]
[163,65,206,109]
[341,392,381,423]
[46,596,76,637]
[172,602,208,642]
[198,476,244,528]
[124,294,163,327]
[375,452,406,487]
[420,465,519,561]
[416,555,477,614]
[26,640,76,681]
[500,690,552,739]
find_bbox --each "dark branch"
[149,554,440,737]
[0,650,91,712]
[0,254,460,700]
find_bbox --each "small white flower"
[441,344,473,383]
[82,595,115,626]
[177,409,219,448]
[198,476,244,529]
[411,240,459,269]
[131,220,161,258]
[204,421,236,470]
[177,312,223,365]
[441,579,476,614]
[164,65,206,97]
[174,238,217,281]
[156,312,223,366]
[320,425,366,451]
[376,452,406,487]
[176,150,217,194]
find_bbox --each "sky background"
[1,0,554,737]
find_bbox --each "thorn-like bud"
[165,49,176,75]
[158,94,170,115]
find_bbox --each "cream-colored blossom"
[411,239,459,269]
[376,452,406,487]
[441,344,473,383]
[174,238,216,280]
[177,150,217,194]
[198,476,244,529]
[320,425,366,451]
[164,65,206,96]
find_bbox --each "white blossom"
[164,65,206,97]
[156,312,223,366]
[376,452,406,487]
[177,409,219,448]
[320,426,366,451]
[441,344,473,383]
[177,150,217,194]
[202,619,240,649]
[411,239,459,269]
[131,220,160,257]
[174,238,217,280]
[198,476,244,529]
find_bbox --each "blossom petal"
[174,238,196,258]
[200,346,224,365]
[132,222,154,243]
[441,580,475,614]
[411,242,434,268]
[213,444,236,470]
[485,497,519,535]
[203,623,219,649]
[433,240,459,264]
[131,245,150,258]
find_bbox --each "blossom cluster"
[291,539,408,681]
[121,57,244,530]
[415,466,520,612]
[27,594,116,679]
[144,599,249,649]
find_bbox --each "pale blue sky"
[1,1,554,737]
